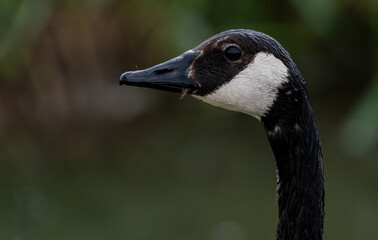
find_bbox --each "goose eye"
[224,46,242,61]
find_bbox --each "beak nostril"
[153,68,175,75]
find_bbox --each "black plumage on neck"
[261,73,325,240]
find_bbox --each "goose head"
[120,29,303,120]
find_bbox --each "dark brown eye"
[224,46,242,61]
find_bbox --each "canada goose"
[119,29,324,240]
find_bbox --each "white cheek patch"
[193,52,289,120]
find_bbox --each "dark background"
[0,0,377,239]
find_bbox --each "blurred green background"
[0,0,377,239]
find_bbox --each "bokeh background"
[1,0,377,239]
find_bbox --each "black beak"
[120,51,200,93]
